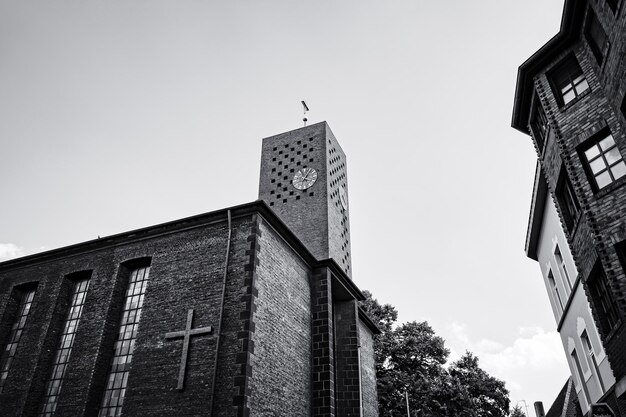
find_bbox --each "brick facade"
[258,122,352,278]
[248,218,312,416]
[0,120,378,416]
[513,0,626,413]
[334,300,361,417]
[0,202,379,417]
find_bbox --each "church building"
[0,121,380,417]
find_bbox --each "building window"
[530,97,550,151]
[621,94,626,121]
[40,278,90,416]
[572,348,591,406]
[555,244,573,292]
[581,132,626,190]
[585,9,609,65]
[99,265,151,417]
[548,270,564,314]
[556,167,581,231]
[0,288,36,393]
[548,55,590,106]
[581,330,605,394]
[588,265,620,336]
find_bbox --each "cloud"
[446,322,570,406]
[448,322,566,374]
[0,243,25,261]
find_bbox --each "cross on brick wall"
[165,309,212,390]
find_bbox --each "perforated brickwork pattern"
[266,139,318,207]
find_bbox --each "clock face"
[339,185,348,210]
[292,167,318,190]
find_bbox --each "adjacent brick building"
[527,166,615,414]
[0,122,380,417]
[513,0,626,414]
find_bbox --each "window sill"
[595,175,626,198]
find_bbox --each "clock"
[339,185,348,210]
[292,167,318,190]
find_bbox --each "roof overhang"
[511,0,586,133]
[525,162,549,260]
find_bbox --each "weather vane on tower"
[301,100,309,127]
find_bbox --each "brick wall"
[334,300,361,417]
[534,37,626,379]
[0,212,256,417]
[311,267,335,417]
[523,0,626,402]
[325,124,352,277]
[247,218,312,416]
[0,203,377,417]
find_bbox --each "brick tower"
[258,121,352,277]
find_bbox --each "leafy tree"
[360,291,511,417]
[510,405,526,417]
[448,352,510,417]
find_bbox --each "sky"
[0,0,570,412]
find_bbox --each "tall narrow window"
[40,278,90,416]
[585,9,609,65]
[581,132,626,190]
[530,97,550,152]
[572,349,591,406]
[0,288,36,393]
[99,265,151,417]
[548,55,590,106]
[581,330,605,394]
[588,265,620,336]
[556,167,581,231]
[548,270,564,314]
[555,245,573,292]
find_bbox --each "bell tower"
[258,121,352,277]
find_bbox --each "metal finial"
[301,100,309,127]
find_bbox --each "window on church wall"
[555,166,581,231]
[99,264,151,417]
[585,9,609,65]
[579,131,626,190]
[548,55,590,106]
[587,264,620,337]
[530,96,550,152]
[0,286,36,394]
[39,277,90,417]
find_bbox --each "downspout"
[210,209,232,416]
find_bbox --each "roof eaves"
[525,162,549,261]
[511,0,585,132]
